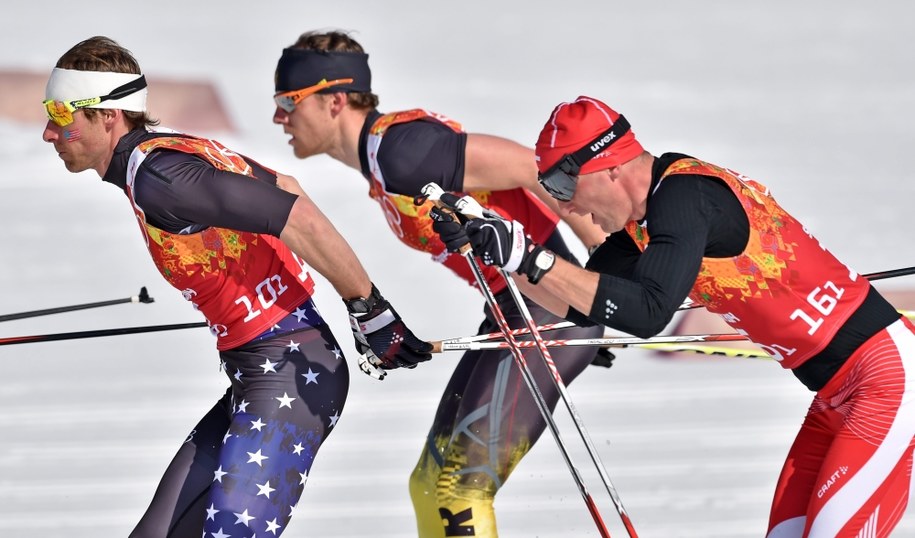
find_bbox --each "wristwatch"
[344,285,382,314]
[527,248,556,284]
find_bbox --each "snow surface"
[2,1,915,536]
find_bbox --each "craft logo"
[816,466,848,498]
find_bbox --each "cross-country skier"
[270,30,609,537]
[41,35,431,538]
[432,95,915,538]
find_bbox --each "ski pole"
[470,250,613,536]
[441,310,915,349]
[0,287,155,323]
[435,334,778,358]
[0,321,208,347]
[634,309,915,359]
[863,266,915,281]
[443,271,915,344]
[433,332,753,353]
[430,185,639,536]
[423,184,616,538]
[502,267,638,535]
[677,266,915,312]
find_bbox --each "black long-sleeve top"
[581,153,898,390]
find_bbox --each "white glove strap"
[501,220,527,273]
[350,308,396,334]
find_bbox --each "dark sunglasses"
[537,115,631,202]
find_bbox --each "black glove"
[462,216,527,270]
[462,215,557,285]
[431,206,529,266]
[430,206,470,253]
[344,284,432,380]
[430,204,557,284]
[591,347,617,368]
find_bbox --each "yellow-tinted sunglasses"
[43,75,147,127]
[273,78,354,113]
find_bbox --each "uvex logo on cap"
[535,95,645,175]
[590,131,617,152]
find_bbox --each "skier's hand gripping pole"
[343,283,433,381]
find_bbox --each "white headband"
[45,67,148,112]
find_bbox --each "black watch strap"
[344,284,382,314]
[526,248,556,285]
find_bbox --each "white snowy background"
[1,1,914,536]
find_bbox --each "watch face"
[346,298,370,314]
[536,251,556,270]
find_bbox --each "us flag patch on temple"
[64,128,81,141]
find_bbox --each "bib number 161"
[790,281,845,336]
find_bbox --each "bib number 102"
[790,281,845,335]
[235,274,289,323]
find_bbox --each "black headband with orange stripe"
[274,48,372,94]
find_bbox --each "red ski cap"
[535,96,644,175]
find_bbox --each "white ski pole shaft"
[462,251,612,538]
[441,305,915,346]
[426,184,637,533]
[421,183,613,537]
[434,186,641,533]
[500,269,639,537]
[432,332,753,353]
